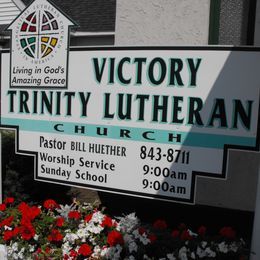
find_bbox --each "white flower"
[132,229,150,245]
[123,233,133,243]
[86,222,104,234]
[201,241,207,248]
[4,225,12,230]
[229,242,239,252]
[17,248,25,259]
[117,213,140,233]
[29,245,35,252]
[76,227,89,240]
[188,229,198,237]
[34,234,39,241]
[128,241,138,253]
[92,245,102,257]
[166,253,176,260]
[82,202,95,210]
[218,242,228,253]
[196,246,206,258]
[91,211,105,224]
[102,245,122,260]
[56,204,76,219]
[205,247,216,258]
[100,246,109,257]
[11,242,18,252]
[62,241,72,256]
[178,246,188,260]
[64,232,78,243]
[190,252,196,259]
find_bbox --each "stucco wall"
[115,0,210,45]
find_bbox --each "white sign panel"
[1,46,259,203]
[7,0,75,88]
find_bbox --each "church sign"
[0,0,259,203]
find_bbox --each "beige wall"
[115,0,210,45]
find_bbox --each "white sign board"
[7,0,75,88]
[1,46,259,203]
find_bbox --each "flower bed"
[0,197,249,259]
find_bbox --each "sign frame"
[0,45,259,204]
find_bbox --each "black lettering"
[79,92,91,117]
[120,129,131,138]
[135,94,149,121]
[7,90,16,112]
[187,97,203,125]
[187,58,201,86]
[41,91,53,114]
[148,58,166,85]
[118,94,132,120]
[54,124,64,132]
[172,96,184,123]
[117,57,131,84]
[20,91,30,113]
[93,58,106,83]
[103,93,114,119]
[133,58,146,84]
[208,99,228,127]
[152,95,168,122]
[169,59,184,86]
[232,100,253,130]
[63,92,75,116]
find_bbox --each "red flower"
[153,219,167,229]
[68,210,81,220]
[43,199,59,210]
[55,217,65,227]
[69,249,78,257]
[78,244,92,257]
[13,227,20,236]
[101,216,113,228]
[35,248,42,254]
[0,204,6,211]
[3,230,14,241]
[219,226,236,239]
[84,213,93,223]
[148,233,157,243]
[138,227,146,235]
[180,229,193,241]
[171,229,180,238]
[18,202,29,213]
[4,197,14,204]
[178,223,187,230]
[48,229,63,242]
[19,203,41,225]
[198,225,207,236]
[0,216,14,227]
[2,228,18,241]
[20,223,36,240]
[29,206,41,219]
[107,230,124,246]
